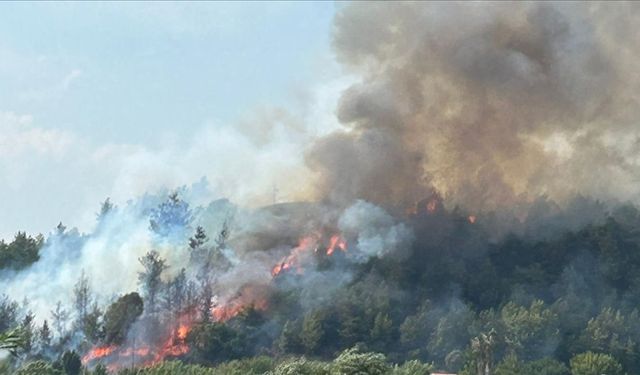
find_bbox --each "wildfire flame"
[177,324,189,340]
[271,233,347,277]
[84,232,347,371]
[326,234,347,256]
[426,198,438,213]
[82,345,117,363]
[82,313,196,371]
[468,215,477,224]
[212,284,269,321]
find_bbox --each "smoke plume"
[306,2,640,211]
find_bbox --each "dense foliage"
[5,194,640,374]
[0,232,42,270]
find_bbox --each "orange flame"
[118,346,151,358]
[155,332,189,360]
[177,324,189,340]
[426,198,438,213]
[326,235,347,256]
[272,233,348,277]
[211,285,269,322]
[84,232,347,371]
[82,345,117,363]
[468,215,476,224]
[271,234,318,277]
[82,312,196,370]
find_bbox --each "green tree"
[73,271,92,326]
[301,312,325,354]
[500,300,559,361]
[0,327,25,356]
[332,347,390,375]
[15,360,60,375]
[164,268,188,321]
[187,322,246,365]
[149,192,192,238]
[60,350,82,375]
[92,364,108,375]
[138,251,168,315]
[103,292,143,345]
[189,226,208,251]
[494,354,522,375]
[370,312,393,348]
[0,232,42,270]
[470,330,496,375]
[428,303,475,365]
[523,358,569,375]
[273,357,329,375]
[37,320,52,353]
[277,320,302,354]
[117,360,212,375]
[579,308,639,371]
[338,309,365,348]
[399,301,432,354]
[50,301,69,340]
[82,303,103,343]
[20,311,34,355]
[569,352,623,375]
[210,356,274,375]
[391,360,433,375]
[0,295,19,332]
[96,198,114,221]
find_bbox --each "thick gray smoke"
[3,2,640,365]
[306,2,640,211]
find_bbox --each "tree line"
[3,194,640,375]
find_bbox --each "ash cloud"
[306,2,640,211]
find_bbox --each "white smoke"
[339,200,413,261]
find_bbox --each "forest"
[2,190,640,375]
[2,0,639,374]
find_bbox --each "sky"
[0,2,344,240]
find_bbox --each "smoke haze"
[2,2,640,372]
[307,2,640,211]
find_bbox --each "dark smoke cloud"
[306,2,640,211]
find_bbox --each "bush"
[391,359,433,375]
[332,347,390,375]
[210,356,275,375]
[570,352,623,375]
[15,360,60,375]
[117,361,212,375]
[523,357,569,375]
[272,357,330,375]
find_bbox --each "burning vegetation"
[78,225,351,371]
[5,188,640,375]
[3,2,640,375]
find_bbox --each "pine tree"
[301,312,324,354]
[50,301,69,340]
[20,312,34,355]
[73,270,91,325]
[189,226,208,251]
[96,198,114,222]
[138,251,168,315]
[38,320,51,352]
[277,320,302,354]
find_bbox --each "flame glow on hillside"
[83,231,347,370]
[272,233,347,277]
[81,312,195,371]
